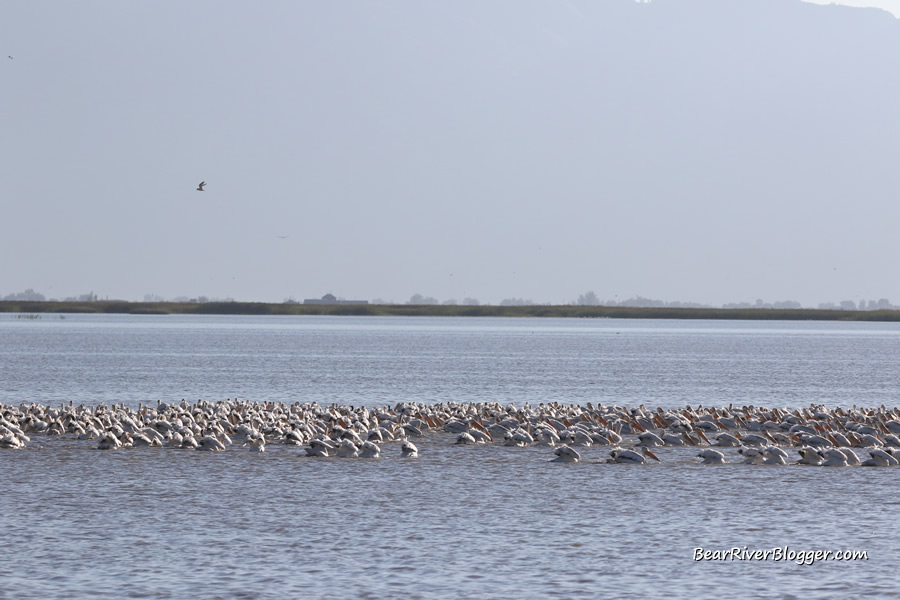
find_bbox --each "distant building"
[303,293,368,305]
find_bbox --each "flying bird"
[196,181,206,191]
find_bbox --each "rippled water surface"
[3,314,900,409]
[2,315,900,599]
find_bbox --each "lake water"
[4,313,900,410]
[2,314,899,599]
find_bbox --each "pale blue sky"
[2,0,899,307]
[803,0,898,17]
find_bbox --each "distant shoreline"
[1,300,899,321]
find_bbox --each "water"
[3,314,900,409]
[2,314,899,599]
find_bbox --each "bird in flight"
[196,181,206,191]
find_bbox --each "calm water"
[2,314,900,599]
[3,313,900,409]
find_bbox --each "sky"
[2,0,899,307]
[803,0,899,16]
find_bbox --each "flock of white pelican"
[3,399,900,466]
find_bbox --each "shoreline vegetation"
[1,300,900,321]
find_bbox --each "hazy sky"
[2,0,899,307]
[803,0,899,16]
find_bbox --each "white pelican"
[455,432,477,445]
[551,445,580,463]
[693,429,712,445]
[400,441,418,458]
[769,432,793,446]
[0,433,24,449]
[141,428,165,444]
[443,420,469,434]
[713,433,741,447]
[821,448,849,466]
[694,420,720,432]
[797,447,823,466]
[511,428,534,445]
[830,432,852,447]
[533,428,559,447]
[762,446,788,465]
[852,424,881,436]
[795,433,831,447]
[469,429,492,444]
[862,448,899,467]
[336,439,358,458]
[247,434,266,452]
[230,424,258,444]
[600,429,623,445]
[661,432,692,446]
[503,429,532,447]
[697,449,726,464]
[377,426,397,442]
[0,424,28,447]
[666,417,692,433]
[637,432,665,447]
[589,432,615,445]
[739,434,769,447]
[97,432,122,450]
[738,447,765,465]
[883,434,900,448]
[163,431,184,448]
[608,447,660,464]
[198,436,226,451]
[790,424,818,436]
[127,432,157,447]
[17,400,900,471]
[852,433,882,448]
[401,423,424,437]
[305,438,334,457]
[153,419,174,435]
[840,448,861,466]
[359,441,380,458]
[341,429,365,446]
[487,423,510,440]
[570,431,594,447]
